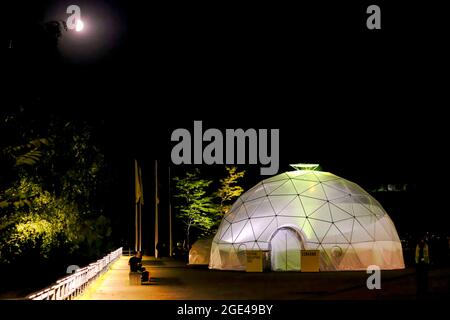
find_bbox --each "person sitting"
[129,251,143,271]
[128,251,150,282]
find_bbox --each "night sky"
[4,1,449,250]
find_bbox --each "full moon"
[75,20,84,32]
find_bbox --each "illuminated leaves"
[216,166,245,218]
[174,169,217,243]
[0,178,81,264]
[0,119,109,265]
[4,138,49,167]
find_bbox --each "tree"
[0,176,80,264]
[173,169,217,249]
[0,110,113,268]
[215,166,245,220]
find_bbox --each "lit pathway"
[78,256,190,300]
[77,255,449,300]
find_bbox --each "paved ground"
[78,256,450,300]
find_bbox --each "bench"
[129,271,151,285]
[129,272,141,285]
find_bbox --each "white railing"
[27,247,122,300]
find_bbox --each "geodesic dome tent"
[189,238,213,265]
[209,168,404,271]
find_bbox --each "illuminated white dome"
[209,170,404,271]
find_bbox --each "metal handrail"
[27,247,122,300]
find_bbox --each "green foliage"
[6,138,49,166]
[215,166,245,219]
[173,166,246,248]
[0,113,112,266]
[173,169,218,247]
[0,177,79,264]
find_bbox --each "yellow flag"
[135,160,143,205]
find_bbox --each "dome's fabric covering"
[209,170,404,271]
[189,238,213,265]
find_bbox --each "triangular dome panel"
[322,184,350,200]
[330,204,354,221]
[322,224,351,244]
[293,172,320,182]
[308,203,332,221]
[231,219,249,242]
[301,184,327,200]
[250,217,275,240]
[268,195,297,214]
[270,179,296,195]
[277,196,306,217]
[257,217,278,241]
[291,180,320,195]
[308,218,332,243]
[263,180,288,195]
[300,196,327,216]
[244,184,268,201]
[249,198,275,218]
[351,220,374,242]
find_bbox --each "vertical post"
[138,202,142,252]
[155,160,159,258]
[169,165,173,257]
[139,163,144,253]
[134,160,139,252]
[135,159,144,253]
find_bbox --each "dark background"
[4,1,449,255]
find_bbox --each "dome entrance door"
[270,227,302,271]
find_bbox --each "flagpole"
[139,163,143,252]
[139,199,142,252]
[168,165,173,257]
[134,160,138,252]
[154,160,159,258]
[135,204,138,252]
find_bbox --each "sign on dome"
[301,250,320,272]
